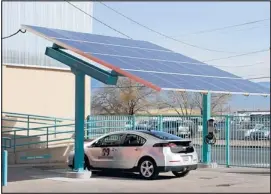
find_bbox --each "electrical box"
[207,118,216,133]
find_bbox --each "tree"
[91,78,158,115]
[158,91,197,116]
[193,93,232,115]
[160,91,231,116]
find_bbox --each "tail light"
[153,143,177,147]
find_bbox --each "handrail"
[30,123,75,130]
[13,130,74,139]
[3,115,63,123]
[2,124,75,133]
[2,118,51,125]
[2,111,74,121]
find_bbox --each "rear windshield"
[140,130,181,140]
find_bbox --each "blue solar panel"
[22,25,270,95]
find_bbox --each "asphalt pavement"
[195,146,270,168]
[3,166,270,193]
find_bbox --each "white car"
[67,130,198,180]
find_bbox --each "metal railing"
[1,112,270,168]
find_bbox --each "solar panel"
[22,25,270,96]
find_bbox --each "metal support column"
[202,92,211,164]
[225,115,230,167]
[73,70,85,172]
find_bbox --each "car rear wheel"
[138,158,159,180]
[172,168,190,178]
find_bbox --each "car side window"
[92,134,124,147]
[122,134,146,147]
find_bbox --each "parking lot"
[3,165,270,193]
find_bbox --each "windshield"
[140,130,181,140]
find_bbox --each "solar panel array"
[22,25,270,95]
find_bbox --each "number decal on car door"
[102,148,110,156]
[98,147,113,159]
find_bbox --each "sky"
[90,2,270,110]
[91,1,270,86]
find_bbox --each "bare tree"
[158,91,197,116]
[160,91,231,116]
[193,93,232,115]
[91,78,158,115]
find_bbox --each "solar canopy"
[22,25,270,96]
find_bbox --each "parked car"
[219,123,265,140]
[67,130,198,180]
[243,124,265,139]
[250,127,270,140]
[162,119,190,138]
[125,120,139,130]
[135,119,158,130]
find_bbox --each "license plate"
[182,156,190,162]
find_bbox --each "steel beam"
[45,47,118,85]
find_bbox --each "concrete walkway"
[3,166,270,193]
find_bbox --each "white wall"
[2,1,93,68]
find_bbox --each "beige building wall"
[2,64,91,119]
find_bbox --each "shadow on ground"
[91,170,175,181]
[8,167,175,183]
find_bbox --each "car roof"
[102,130,159,140]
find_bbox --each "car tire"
[138,158,159,180]
[172,169,190,178]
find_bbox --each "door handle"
[135,148,139,151]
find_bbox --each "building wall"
[2,1,93,118]
[2,64,91,119]
[2,1,93,67]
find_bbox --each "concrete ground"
[3,165,270,193]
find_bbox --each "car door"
[114,134,147,169]
[86,133,125,168]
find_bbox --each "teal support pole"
[225,115,230,167]
[73,70,85,172]
[2,150,8,186]
[202,92,211,164]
